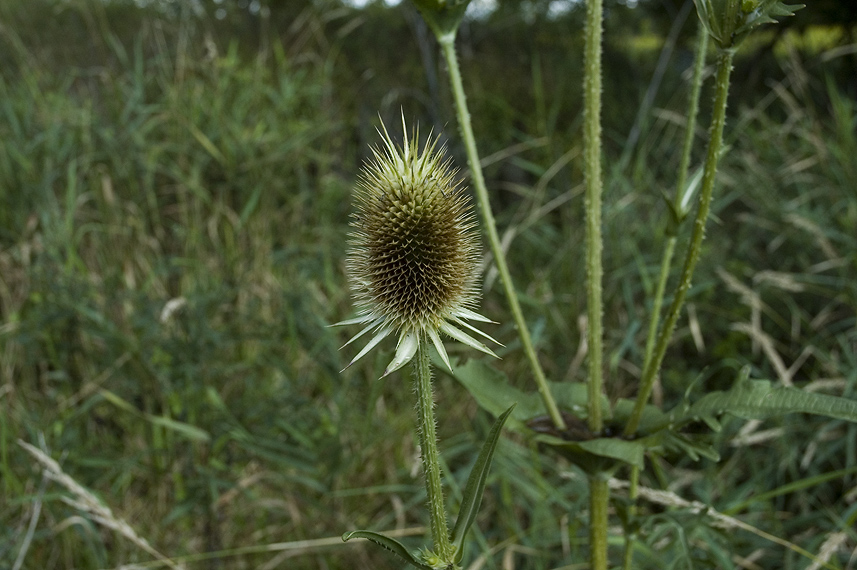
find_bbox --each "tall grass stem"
[437,33,566,431]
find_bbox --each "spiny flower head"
[334,117,499,377]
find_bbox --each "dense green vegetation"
[1,0,856,568]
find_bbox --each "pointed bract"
[343,326,394,371]
[383,330,420,377]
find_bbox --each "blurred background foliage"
[0,0,856,568]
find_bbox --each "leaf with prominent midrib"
[341,530,433,570]
[673,370,857,427]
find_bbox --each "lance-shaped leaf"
[671,366,857,426]
[450,404,515,564]
[533,433,648,470]
[342,530,434,570]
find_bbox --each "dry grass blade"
[12,471,47,570]
[731,322,794,386]
[17,440,184,570]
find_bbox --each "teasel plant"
[337,1,857,568]
[403,1,841,569]
[333,116,514,570]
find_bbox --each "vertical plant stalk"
[628,34,711,568]
[674,27,710,222]
[589,476,610,570]
[625,47,735,437]
[437,33,566,431]
[582,0,607,567]
[642,239,676,373]
[642,26,709,375]
[582,0,604,435]
[413,340,454,561]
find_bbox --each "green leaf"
[100,388,210,442]
[146,415,210,443]
[446,358,636,471]
[612,397,669,434]
[99,389,139,415]
[673,367,857,426]
[342,530,433,570]
[638,429,720,462]
[533,433,647,470]
[450,404,515,563]
[443,356,597,430]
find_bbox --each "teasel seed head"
[334,115,499,377]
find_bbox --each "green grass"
[1,2,856,569]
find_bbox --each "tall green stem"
[625,47,735,437]
[582,0,608,567]
[641,26,709,375]
[631,50,711,570]
[413,341,454,561]
[642,238,676,373]
[674,27,709,215]
[589,476,609,570]
[582,0,604,435]
[437,32,566,431]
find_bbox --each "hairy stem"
[437,32,566,431]
[642,26,709,375]
[583,0,608,567]
[583,0,604,435]
[625,47,735,437]
[413,341,454,561]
